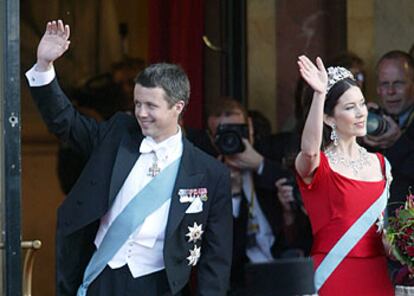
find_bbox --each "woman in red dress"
[295,55,394,295]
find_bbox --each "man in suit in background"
[188,99,310,295]
[26,19,232,296]
[363,50,414,215]
[187,99,287,189]
[362,50,414,286]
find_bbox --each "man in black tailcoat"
[26,20,232,296]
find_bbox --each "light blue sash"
[314,159,391,291]
[77,158,180,296]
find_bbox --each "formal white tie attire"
[94,128,183,278]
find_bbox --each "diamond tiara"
[326,66,355,93]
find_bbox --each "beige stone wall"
[247,0,277,131]
[374,0,414,61]
[347,0,375,101]
[115,0,148,61]
[348,0,414,102]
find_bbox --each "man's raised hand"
[36,20,70,71]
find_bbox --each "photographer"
[362,51,414,215]
[188,99,310,294]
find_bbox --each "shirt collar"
[139,126,182,161]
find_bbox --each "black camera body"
[367,108,389,136]
[215,123,249,155]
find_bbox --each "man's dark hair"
[207,97,248,122]
[377,50,414,81]
[134,63,190,107]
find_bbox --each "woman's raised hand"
[36,20,71,71]
[297,55,328,95]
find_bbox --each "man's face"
[134,84,184,142]
[377,58,414,115]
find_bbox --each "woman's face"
[329,86,368,139]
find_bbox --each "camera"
[215,123,249,155]
[366,108,389,136]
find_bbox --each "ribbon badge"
[179,188,208,203]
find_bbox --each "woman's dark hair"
[321,77,358,148]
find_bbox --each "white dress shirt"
[95,129,183,277]
[25,64,56,86]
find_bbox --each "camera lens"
[366,111,388,136]
[215,124,248,155]
[216,131,244,155]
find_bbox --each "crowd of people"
[25,19,414,296]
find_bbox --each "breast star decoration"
[187,245,201,266]
[186,222,204,243]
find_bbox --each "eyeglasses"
[378,81,407,91]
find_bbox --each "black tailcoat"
[30,79,233,296]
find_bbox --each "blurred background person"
[188,98,311,295]
[361,50,414,287]
[362,50,414,216]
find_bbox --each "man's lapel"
[165,138,204,239]
[108,128,144,206]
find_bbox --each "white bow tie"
[139,138,168,161]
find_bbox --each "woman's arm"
[295,56,327,182]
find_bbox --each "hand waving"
[297,55,327,95]
[36,20,71,71]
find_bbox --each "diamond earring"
[330,124,339,146]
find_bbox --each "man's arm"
[197,168,233,296]
[224,139,289,189]
[26,20,110,157]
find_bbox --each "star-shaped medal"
[186,245,201,266]
[186,222,204,243]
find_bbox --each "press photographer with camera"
[359,51,414,288]
[362,51,414,215]
[187,98,311,294]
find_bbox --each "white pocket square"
[185,197,203,214]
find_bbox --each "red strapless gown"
[297,152,394,296]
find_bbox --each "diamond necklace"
[324,146,371,176]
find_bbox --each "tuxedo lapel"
[108,128,144,206]
[165,138,204,239]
